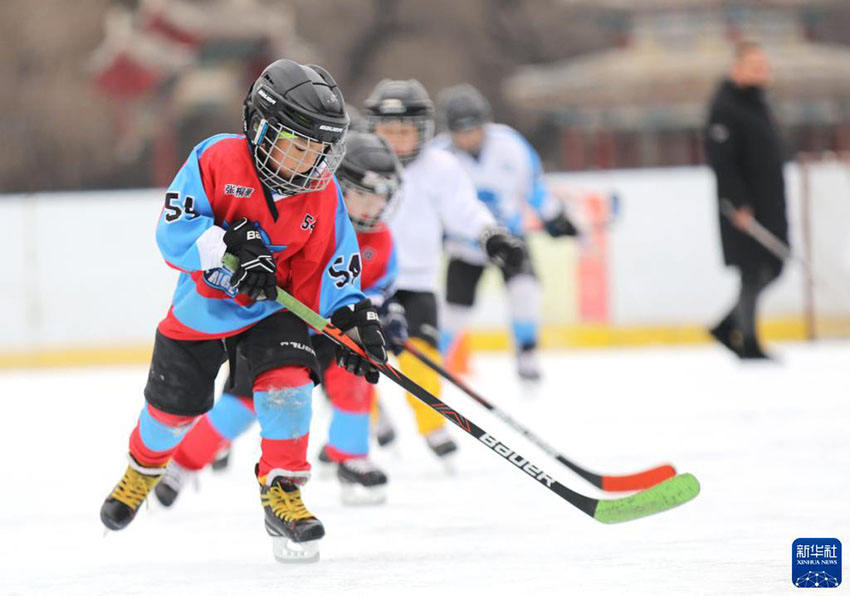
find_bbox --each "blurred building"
[505,0,850,170]
[89,0,314,185]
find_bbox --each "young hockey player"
[432,84,579,382]
[99,59,388,563]
[363,79,525,459]
[153,131,406,507]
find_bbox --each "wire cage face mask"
[366,115,434,166]
[339,172,401,232]
[252,118,346,196]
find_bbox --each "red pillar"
[151,105,177,187]
[561,127,586,171]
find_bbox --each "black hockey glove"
[330,299,388,384]
[481,226,525,271]
[379,299,408,356]
[544,210,579,238]
[223,217,278,301]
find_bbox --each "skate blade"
[340,483,387,506]
[519,377,543,395]
[437,452,458,476]
[315,459,337,481]
[379,440,403,460]
[272,537,321,564]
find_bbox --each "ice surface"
[1,342,847,595]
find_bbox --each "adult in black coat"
[705,42,788,359]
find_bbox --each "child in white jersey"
[363,79,524,459]
[432,84,579,382]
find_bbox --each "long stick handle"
[719,200,791,260]
[221,253,699,522]
[719,200,848,302]
[402,341,675,491]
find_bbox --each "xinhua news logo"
[792,538,841,588]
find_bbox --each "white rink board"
[0,343,847,595]
[0,162,831,352]
[551,164,808,326]
[0,189,176,351]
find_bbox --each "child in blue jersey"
[99,60,388,564]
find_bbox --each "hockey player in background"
[432,84,579,382]
[152,131,407,507]
[100,60,388,563]
[363,79,525,460]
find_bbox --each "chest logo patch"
[224,184,255,198]
[709,123,729,143]
[203,268,239,298]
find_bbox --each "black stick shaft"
[403,341,603,486]
[366,339,597,516]
[219,253,697,523]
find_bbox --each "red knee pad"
[324,362,374,414]
[147,404,196,427]
[254,365,312,392]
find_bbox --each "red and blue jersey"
[356,223,397,308]
[156,133,365,340]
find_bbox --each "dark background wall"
[2,0,849,193]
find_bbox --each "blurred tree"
[0,0,132,192]
[2,0,849,192]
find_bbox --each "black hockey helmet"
[346,106,368,133]
[337,131,403,231]
[437,83,492,132]
[363,79,434,164]
[243,59,349,196]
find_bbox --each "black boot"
[709,315,744,357]
[211,447,231,472]
[372,401,396,447]
[101,456,166,530]
[337,457,388,505]
[153,460,195,508]
[258,467,324,563]
[425,426,458,458]
[739,336,771,360]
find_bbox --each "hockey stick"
[719,200,791,261]
[402,340,676,491]
[221,254,700,523]
[719,199,848,300]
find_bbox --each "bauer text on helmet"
[243,59,349,196]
